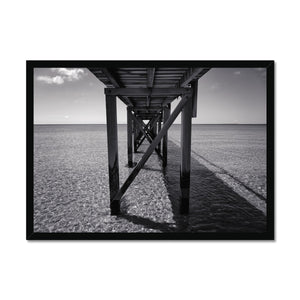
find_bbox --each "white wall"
[1,1,299,300]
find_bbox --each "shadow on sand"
[119,141,266,233]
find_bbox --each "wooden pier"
[89,67,210,215]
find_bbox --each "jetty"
[88,67,210,215]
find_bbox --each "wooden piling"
[163,104,170,167]
[152,120,157,151]
[180,95,193,214]
[191,81,198,118]
[106,95,120,215]
[134,120,138,152]
[127,107,133,167]
[157,116,162,154]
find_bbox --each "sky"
[34,67,266,124]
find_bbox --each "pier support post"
[163,104,170,167]
[152,120,157,147]
[134,120,138,152]
[106,95,120,215]
[127,107,133,167]
[134,117,143,147]
[191,80,198,118]
[180,95,193,214]
[157,116,162,154]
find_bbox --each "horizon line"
[34,123,267,125]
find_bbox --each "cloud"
[37,68,85,85]
[37,75,64,85]
[51,68,85,81]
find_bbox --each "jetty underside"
[88,67,210,215]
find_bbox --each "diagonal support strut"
[136,114,161,150]
[112,94,192,202]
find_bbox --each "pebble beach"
[34,124,267,233]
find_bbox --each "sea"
[33,124,267,233]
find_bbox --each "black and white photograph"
[4,1,300,299]
[27,61,274,239]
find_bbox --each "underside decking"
[88,67,210,110]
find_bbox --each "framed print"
[27,60,274,240]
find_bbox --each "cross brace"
[112,94,192,203]
[136,114,161,150]
[130,111,163,160]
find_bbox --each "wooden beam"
[101,68,121,87]
[152,120,157,140]
[134,119,139,152]
[146,68,155,108]
[131,106,163,111]
[127,107,133,167]
[147,68,155,88]
[106,95,120,215]
[146,96,150,107]
[133,99,170,106]
[112,95,191,202]
[191,81,198,118]
[101,68,133,106]
[105,88,192,97]
[163,104,170,167]
[179,68,204,87]
[136,116,157,120]
[180,94,193,214]
[157,116,162,154]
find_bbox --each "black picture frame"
[27,60,274,240]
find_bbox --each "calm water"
[33,124,266,233]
